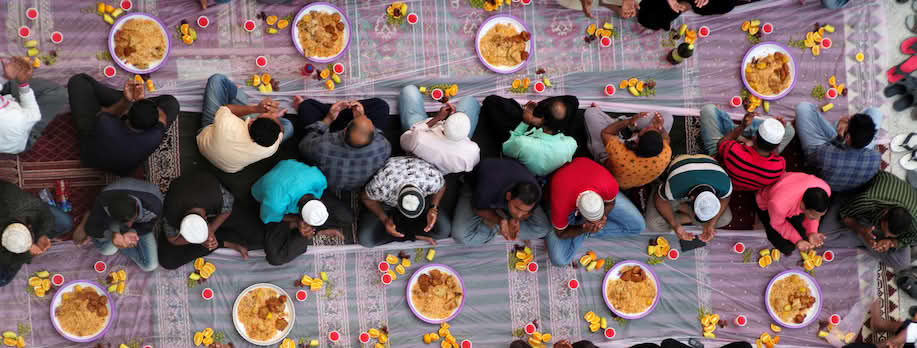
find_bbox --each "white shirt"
[399,118,480,174]
[0,83,40,154]
[196,106,280,173]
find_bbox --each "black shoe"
[885,76,917,97]
[894,93,916,112]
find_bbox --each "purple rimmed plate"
[108,12,171,74]
[291,2,352,63]
[765,269,822,329]
[475,14,531,74]
[406,263,466,324]
[602,260,660,320]
[231,283,295,346]
[50,280,117,343]
[740,41,797,101]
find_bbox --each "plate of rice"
[232,283,295,346]
[291,2,351,63]
[475,14,532,74]
[602,260,660,320]
[406,264,465,324]
[108,12,171,74]
[740,41,797,100]
[50,280,116,343]
[765,270,821,328]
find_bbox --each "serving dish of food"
[232,283,295,346]
[50,280,116,343]
[602,260,659,320]
[291,2,351,63]
[406,264,465,324]
[108,12,170,74]
[765,270,821,328]
[475,14,531,74]
[740,42,797,100]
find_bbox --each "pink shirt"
[755,172,831,244]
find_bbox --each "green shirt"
[659,154,732,201]
[840,171,917,247]
[501,122,577,177]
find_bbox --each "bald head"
[549,100,567,121]
[346,115,375,148]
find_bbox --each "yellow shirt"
[196,107,281,173]
[605,137,671,189]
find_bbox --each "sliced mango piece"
[586,24,596,36]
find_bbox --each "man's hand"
[325,100,350,122]
[522,101,542,127]
[694,0,709,7]
[317,228,345,240]
[808,233,825,248]
[629,112,649,127]
[298,221,315,238]
[2,57,32,84]
[29,236,50,256]
[742,112,757,128]
[674,225,694,241]
[621,0,638,17]
[667,0,690,12]
[203,233,218,251]
[424,207,439,233]
[836,116,850,138]
[699,223,716,242]
[256,97,278,114]
[876,239,896,253]
[436,103,455,119]
[384,217,404,238]
[796,240,814,252]
[580,0,595,18]
[417,235,438,246]
[350,100,366,118]
[261,107,288,120]
[499,218,520,241]
[123,79,145,102]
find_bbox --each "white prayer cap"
[2,223,31,254]
[576,191,604,222]
[301,200,329,226]
[693,191,721,223]
[757,118,785,145]
[180,214,209,244]
[397,186,425,219]
[444,113,471,141]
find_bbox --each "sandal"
[903,37,917,55]
[888,55,917,84]
[885,76,917,97]
[900,149,917,170]
[892,133,917,152]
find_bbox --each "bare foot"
[580,0,595,18]
[318,228,344,240]
[292,96,305,111]
[200,0,208,10]
[71,212,90,246]
[225,241,248,260]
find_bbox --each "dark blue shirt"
[470,158,540,210]
[83,113,165,175]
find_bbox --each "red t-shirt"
[718,140,786,191]
[549,158,619,229]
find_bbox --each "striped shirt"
[659,154,733,201]
[718,140,785,191]
[840,172,917,247]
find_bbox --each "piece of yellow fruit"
[584,311,596,321]
[379,333,388,344]
[818,27,825,37]
[589,323,600,332]
[15,336,23,348]
[320,272,328,281]
[628,77,638,87]
[277,19,290,29]
[396,264,406,275]
[704,324,716,333]
[821,103,834,112]
[837,83,846,94]
[104,14,114,25]
[320,69,331,80]
[430,333,440,341]
[118,269,127,280]
[427,249,436,261]
[636,81,645,92]
[814,255,823,267]
[704,332,716,339]
[750,19,761,27]
[758,255,771,268]
[194,331,204,346]
[812,45,821,56]
[105,4,114,13]
[813,32,823,43]
[804,259,815,271]
[310,340,319,347]
[741,21,750,32]
[522,77,530,89]
[824,24,835,32]
[28,276,41,287]
[771,323,781,333]
[424,333,432,344]
[26,48,39,57]
[818,330,829,338]
[512,79,521,89]
[855,52,865,62]
[760,249,770,256]
[324,79,335,91]
[771,249,780,261]
[202,336,213,346]
[301,275,313,285]
[828,75,837,87]
[111,8,123,18]
[260,73,272,85]
[586,24,596,36]
[586,260,597,272]
[266,16,278,26]
[440,339,450,348]
[749,26,759,35]
[439,327,450,338]
[251,74,261,86]
[369,328,380,338]
[266,27,278,35]
[97,3,106,14]
[116,281,125,294]
[844,332,855,344]
[628,86,639,96]
[619,80,628,89]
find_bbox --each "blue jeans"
[201,74,294,142]
[546,195,645,266]
[48,205,73,237]
[699,104,795,156]
[822,0,848,9]
[93,231,158,272]
[357,207,452,247]
[398,85,481,135]
[452,186,550,246]
[794,102,882,154]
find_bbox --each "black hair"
[636,130,664,158]
[801,187,829,213]
[509,340,532,348]
[508,182,540,205]
[127,99,159,130]
[543,100,570,133]
[249,118,281,147]
[848,113,877,149]
[886,207,913,233]
[754,134,779,152]
[107,192,138,222]
[571,341,598,348]
[344,122,373,149]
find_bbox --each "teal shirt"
[501,122,577,176]
[252,160,327,223]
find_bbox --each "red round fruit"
[94,261,107,272]
[360,333,370,343]
[202,288,213,299]
[381,273,392,284]
[329,331,340,342]
[197,16,209,28]
[18,26,30,38]
[407,13,418,24]
[605,84,615,96]
[462,340,472,348]
[51,31,63,43]
[296,290,307,301]
[822,38,832,49]
[104,66,116,77]
[527,262,538,272]
[735,315,747,326]
[830,314,840,325]
[378,261,389,272]
[121,0,133,10]
[730,96,742,107]
[604,328,616,339]
[26,8,38,20]
[733,242,745,253]
[601,37,611,47]
[521,0,532,4]
[534,82,545,92]
[244,20,255,31]
[699,26,710,37]
[762,23,773,34]
[824,250,834,261]
[524,324,535,334]
[568,279,579,289]
[431,89,443,100]
[668,249,679,260]
[333,63,344,74]
[143,346,152,348]
[52,274,64,286]
[826,88,837,99]
[256,56,267,67]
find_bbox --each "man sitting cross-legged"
[399,85,480,174]
[196,74,294,174]
[699,105,794,192]
[585,110,672,190]
[545,158,645,266]
[0,181,73,287]
[756,172,831,256]
[645,154,733,242]
[453,158,550,246]
[0,56,68,154]
[67,74,178,176]
[295,97,391,192]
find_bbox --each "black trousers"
[481,95,526,145]
[263,193,353,266]
[157,204,267,270]
[757,207,809,256]
[630,339,751,348]
[295,98,390,132]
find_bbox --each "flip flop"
[893,93,916,112]
[888,56,917,84]
[892,133,917,152]
[901,149,917,170]
[903,37,917,55]
[885,76,917,97]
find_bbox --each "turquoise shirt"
[501,122,577,176]
[251,160,327,223]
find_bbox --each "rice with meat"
[606,266,656,314]
[113,18,167,70]
[296,11,346,58]
[236,287,289,341]
[410,269,463,320]
[54,285,109,337]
